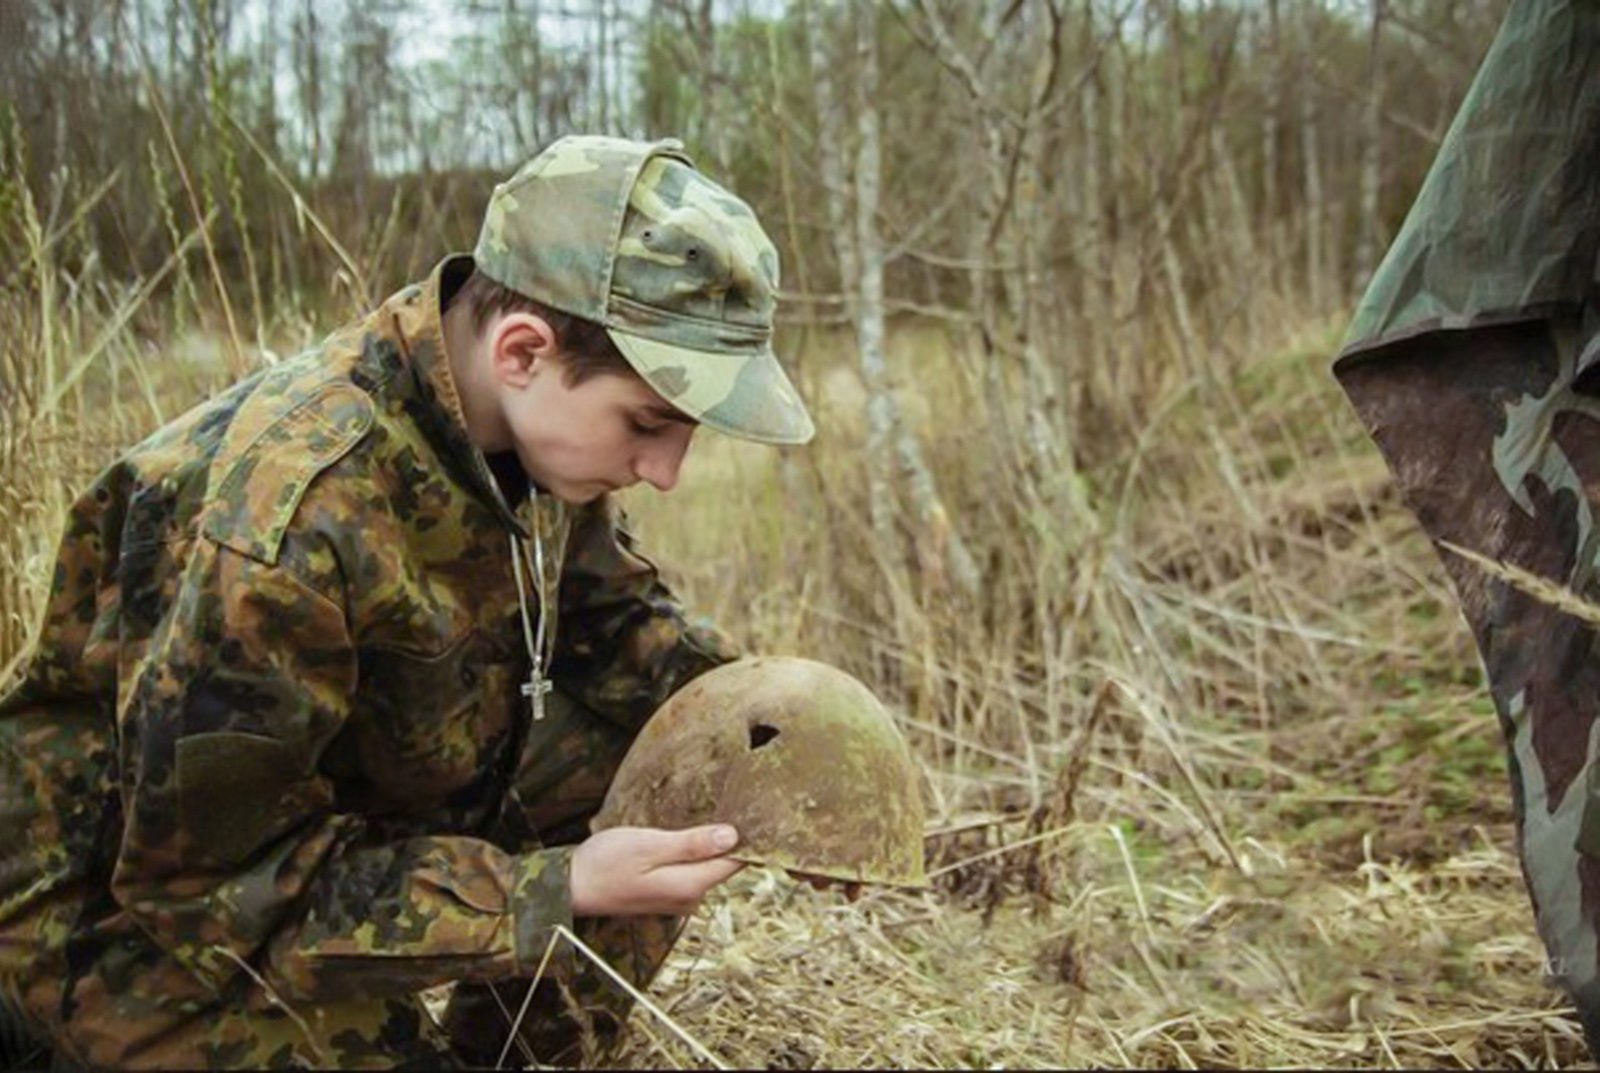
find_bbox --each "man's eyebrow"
[642,404,698,425]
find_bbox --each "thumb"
[654,823,739,866]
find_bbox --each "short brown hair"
[456,268,636,385]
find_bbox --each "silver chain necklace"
[509,489,561,722]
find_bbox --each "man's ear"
[487,312,559,389]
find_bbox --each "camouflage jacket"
[0,256,734,1063]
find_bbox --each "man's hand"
[570,824,744,916]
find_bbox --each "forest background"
[1,0,1582,1067]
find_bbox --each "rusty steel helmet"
[591,656,928,887]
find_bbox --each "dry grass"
[2,169,1592,1069]
[609,833,1584,1069]
[609,315,1591,1069]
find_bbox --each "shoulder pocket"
[202,384,373,565]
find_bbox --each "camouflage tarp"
[1341,0,1600,353]
[1333,0,1600,1050]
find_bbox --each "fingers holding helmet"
[572,824,746,917]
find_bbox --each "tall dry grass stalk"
[0,110,243,684]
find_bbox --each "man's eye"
[629,417,666,435]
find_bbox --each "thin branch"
[218,104,372,309]
[130,32,247,374]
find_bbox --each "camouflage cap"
[474,135,815,445]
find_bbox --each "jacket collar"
[382,254,531,538]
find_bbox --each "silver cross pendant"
[521,664,552,722]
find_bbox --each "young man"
[0,135,814,1067]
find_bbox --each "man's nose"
[637,429,693,492]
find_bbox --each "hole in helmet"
[749,723,779,749]
[685,246,700,261]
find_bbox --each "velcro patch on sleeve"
[175,730,317,866]
[202,384,373,565]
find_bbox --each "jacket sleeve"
[551,496,740,732]
[111,536,574,1005]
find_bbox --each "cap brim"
[607,328,815,446]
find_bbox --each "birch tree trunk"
[1105,27,1130,408]
[852,0,979,599]
[1079,0,1104,376]
[1013,2,1069,484]
[1261,1,1282,268]
[530,0,544,147]
[851,0,898,564]
[295,0,322,182]
[1299,0,1326,309]
[696,0,727,171]
[801,0,858,323]
[1212,125,1259,350]
[595,0,610,131]
[1354,0,1384,293]
[909,0,1017,475]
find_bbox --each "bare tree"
[850,0,897,566]
[851,0,979,599]
[1299,0,1328,308]
[1354,0,1385,292]
[293,0,324,181]
[800,0,858,320]
[1261,0,1283,266]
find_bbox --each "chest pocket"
[496,686,634,849]
[333,630,519,813]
